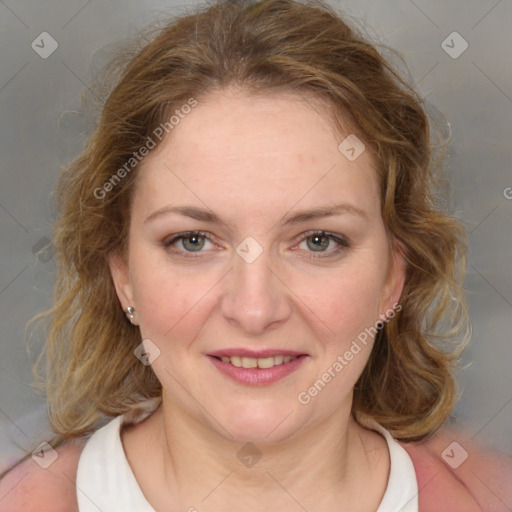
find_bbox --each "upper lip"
[208,349,307,358]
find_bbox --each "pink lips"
[207,349,308,386]
[208,348,305,358]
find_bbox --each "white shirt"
[76,413,418,511]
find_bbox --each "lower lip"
[208,355,308,385]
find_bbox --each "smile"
[207,351,308,385]
[216,354,299,368]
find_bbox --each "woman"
[1,0,510,510]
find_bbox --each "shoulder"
[0,438,87,512]
[399,425,512,512]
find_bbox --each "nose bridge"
[221,241,291,334]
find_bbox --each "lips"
[207,349,308,385]
[208,349,306,368]
[215,354,299,369]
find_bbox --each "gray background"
[1,0,511,476]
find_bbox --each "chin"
[215,401,302,445]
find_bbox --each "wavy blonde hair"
[32,0,468,446]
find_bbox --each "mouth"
[211,354,303,369]
[207,350,309,385]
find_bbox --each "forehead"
[133,89,380,223]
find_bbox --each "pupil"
[308,234,328,251]
[184,235,204,252]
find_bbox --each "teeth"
[218,355,299,368]
[241,357,258,369]
[231,356,242,367]
[257,357,274,369]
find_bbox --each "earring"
[126,306,135,324]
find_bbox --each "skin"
[108,86,406,511]
[2,428,511,511]
[1,87,511,511]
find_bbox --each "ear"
[379,240,407,317]
[108,252,135,312]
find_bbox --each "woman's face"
[110,88,405,444]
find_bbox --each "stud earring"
[126,306,135,324]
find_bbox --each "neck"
[132,394,390,511]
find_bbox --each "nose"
[220,245,293,335]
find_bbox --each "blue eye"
[179,234,206,252]
[306,233,330,251]
[163,230,351,260]
[164,231,213,253]
[298,231,350,257]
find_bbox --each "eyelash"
[163,230,351,259]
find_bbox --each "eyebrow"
[144,202,368,226]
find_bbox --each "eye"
[163,231,215,254]
[296,231,351,257]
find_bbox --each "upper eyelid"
[294,230,349,243]
[164,230,211,243]
[164,230,349,252]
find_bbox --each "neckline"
[77,412,418,511]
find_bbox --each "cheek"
[128,239,389,356]
[298,271,387,404]
[130,256,217,344]
[300,265,386,349]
